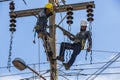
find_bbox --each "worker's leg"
[43,35,51,52]
[42,35,53,61]
[58,42,74,62]
[66,43,81,69]
[44,33,54,57]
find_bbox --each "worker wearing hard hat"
[35,3,54,37]
[57,20,92,70]
[34,3,54,59]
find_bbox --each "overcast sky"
[0,0,120,80]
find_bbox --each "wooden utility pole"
[10,1,95,80]
[49,0,58,80]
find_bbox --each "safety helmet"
[81,20,87,26]
[45,3,53,12]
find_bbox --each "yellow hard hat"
[45,3,53,12]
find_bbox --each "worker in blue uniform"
[35,3,53,38]
[34,3,54,60]
[57,20,92,70]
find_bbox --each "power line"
[91,49,120,53]
[0,62,49,69]
[0,60,120,69]
[59,72,120,76]
[0,69,50,77]
[1,64,120,77]
[1,70,120,78]
[59,66,120,71]
[0,0,12,2]
[0,50,120,79]
[86,52,120,80]
[72,60,120,66]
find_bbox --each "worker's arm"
[63,31,75,41]
[56,25,75,41]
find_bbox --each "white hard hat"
[81,20,87,26]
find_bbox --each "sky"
[0,0,120,80]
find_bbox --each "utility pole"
[10,1,95,80]
[48,0,58,80]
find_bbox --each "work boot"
[63,63,70,70]
[57,56,64,62]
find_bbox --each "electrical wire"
[58,72,120,76]
[1,60,120,69]
[2,45,120,79]
[0,0,12,2]
[1,71,120,78]
[58,70,70,80]
[0,66,120,79]
[72,60,120,67]
[22,0,27,5]
[59,66,120,71]
[86,52,120,80]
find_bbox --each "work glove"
[87,47,91,52]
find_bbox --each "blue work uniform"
[35,8,53,59]
[59,31,92,69]
[36,8,53,34]
[36,9,48,34]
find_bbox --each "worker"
[35,3,53,38]
[34,3,54,60]
[57,20,92,70]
